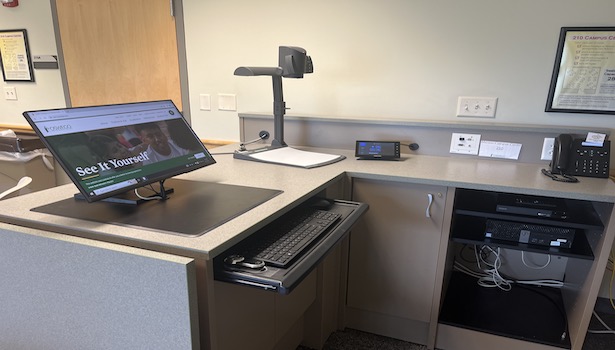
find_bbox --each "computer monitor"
[23,100,216,203]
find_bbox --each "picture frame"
[545,27,615,115]
[0,29,35,82]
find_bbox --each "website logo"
[44,124,72,133]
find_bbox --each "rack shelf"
[454,189,604,228]
[450,214,594,260]
[438,188,608,349]
[439,271,570,349]
[448,189,603,260]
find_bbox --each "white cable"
[454,261,564,288]
[454,261,485,279]
[587,310,615,334]
[134,187,162,201]
[453,245,564,289]
[454,262,564,289]
[455,246,568,340]
[521,251,551,269]
[517,279,564,288]
[474,245,512,291]
[593,311,614,331]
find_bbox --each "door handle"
[426,193,434,218]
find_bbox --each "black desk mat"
[31,179,282,237]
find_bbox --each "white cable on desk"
[134,186,163,201]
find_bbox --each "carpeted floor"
[298,328,427,350]
[297,302,615,350]
[583,300,615,350]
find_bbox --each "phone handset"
[551,134,573,173]
[543,134,578,182]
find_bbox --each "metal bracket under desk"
[213,198,368,295]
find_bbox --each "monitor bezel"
[23,100,216,203]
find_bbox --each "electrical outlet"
[450,133,481,155]
[457,96,497,118]
[541,138,555,161]
[218,93,236,111]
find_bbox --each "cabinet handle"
[426,193,434,218]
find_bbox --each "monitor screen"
[23,100,216,203]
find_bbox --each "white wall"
[2,1,615,141]
[183,0,615,142]
[0,0,65,125]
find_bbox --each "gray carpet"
[297,328,426,350]
[583,300,615,350]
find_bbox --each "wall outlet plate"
[457,96,497,118]
[541,137,555,161]
[218,93,236,111]
[450,133,481,155]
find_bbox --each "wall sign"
[0,29,34,82]
[546,27,615,115]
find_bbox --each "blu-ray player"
[495,193,567,220]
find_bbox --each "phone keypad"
[574,147,609,177]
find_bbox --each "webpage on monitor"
[24,101,214,201]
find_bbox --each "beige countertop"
[1,144,614,260]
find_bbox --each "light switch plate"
[3,86,17,100]
[199,94,211,111]
[457,96,497,118]
[450,133,481,155]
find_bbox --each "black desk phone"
[547,134,610,181]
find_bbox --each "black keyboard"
[243,208,341,268]
[484,219,575,248]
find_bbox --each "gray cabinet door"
[346,178,447,342]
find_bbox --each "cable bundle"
[453,245,564,291]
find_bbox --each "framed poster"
[0,29,35,82]
[545,27,615,114]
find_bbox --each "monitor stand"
[74,180,174,205]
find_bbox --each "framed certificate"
[545,27,615,115]
[0,29,35,82]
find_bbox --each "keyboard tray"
[213,198,368,294]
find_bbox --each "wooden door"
[55,0,182,110]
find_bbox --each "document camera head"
[279,46,313,78]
